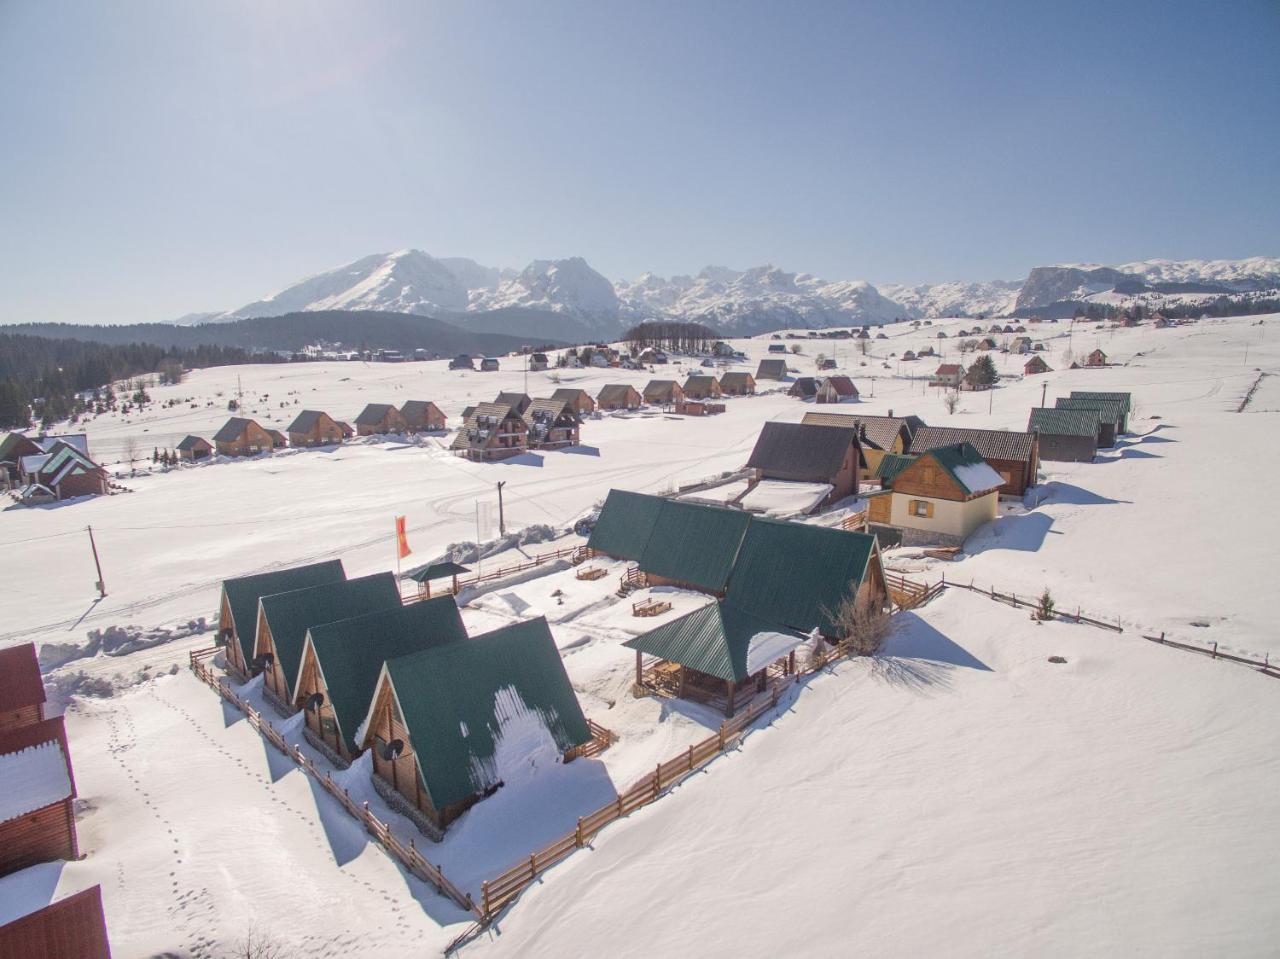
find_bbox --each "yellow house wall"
[888,490,997,539]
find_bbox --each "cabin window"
[910,499,932,518]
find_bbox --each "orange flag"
[396,516,411,559]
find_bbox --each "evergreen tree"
[965,354,998,389]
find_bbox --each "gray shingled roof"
[909,425,1036,461]
[756,359,788,380]
[746,422,857,482]
[597,384,639,406]
[354,403,396,426]
[286,410,328,433]
[213,417,257,443]
[176,435,210,451]
[800,412,909,453]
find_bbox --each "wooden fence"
[1143,632,1280,678]
[884,572,944,611]
[944,577,1122,632]
[405,545,593,601]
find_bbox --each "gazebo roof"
[407,561,472,583]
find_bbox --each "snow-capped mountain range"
[191,250,1280,337]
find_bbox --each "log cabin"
[815,376,858,403]
[399,400,447,433]
[0,885,112,959]
[16,443,109,502]
[285,410,345,448]
[865,442,1004,546]
[1069,390,1132,434]
[1055,397,1123,448]
[358,616,591,832]
[908,425,1040,497]
[0,432,43,486]
[176,435,212,461]
[0,643,46,732]
[1086,348,1108,367]
[1023,355,1052,375]
[253,572,402,712]
[642,380,685,409]
[0,717,78,878]
[523,398,582,449]
[755,359,788,381]
[450,402,529,461]
[746,421,862,503]
[801,412,915,483]
[213,417,275,456]
[681,375,723,400]
[596,384,642,410]
[217,560,346,680]
[1027,407,1100,463]
[267,429,287,450]
[550,388,596,415]
[354,404,408,436]
[293,595,467,767]
[718,371,755,395]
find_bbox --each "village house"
[815,375,858,404]
[218,560,347,680]
[293,595,467,767]
[801,412,915,483]
[0,433,48,486]
[354,403,408,436]
[1070,390,1132,433]
[596,384,642,411]
[908,425,1040,497]
[788,377,819,400]
[0,885,113,959]
[1055,397,1124,448]
[755,358,788,381]
[712,341,736,357]
[718,371,756,395]
[16,441,109,502]
[0,716,79,878]
[866,442,1004,547]
[637,348,668,365]
[746,421,862,504]
[642,380,685,409]
[524,398,582,449]
[931,363,965,388]
[399,400,447,433]
[267,429,288,450]
[977,337,999,351]
[901,350,917,362]
[0,644,46,732]
[529,352,549,371]
[176,434,213,462]
[1011,336,1033,354]
[767,343,788,353]
[1027,407,1100,462]
[494,392,532,416]
[550,388,596,415]
[286,409,346,448]
[1023,355,1053,376]
[682,375,723,400]
[359,616,591,832]
[1086,348,1108,367]
[450,402,529,460]
[253,573,402,712]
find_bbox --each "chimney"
[888,408,893,418]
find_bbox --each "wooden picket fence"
[405,545,594,601]
[1143,632,1280,678]
[187,647,481,918]
[944,577,1123,632]
[884,572,944,611]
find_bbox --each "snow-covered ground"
[4,313,1279,956]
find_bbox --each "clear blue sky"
[1,0,1277,325]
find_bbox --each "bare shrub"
[829,594,896,657]
[944,392,960,415]
[230,928,290,959]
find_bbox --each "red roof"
[0,644,45,712]
[935,364,963,375]
[0,715,77,800]
[0,885,112,959]
[823,376,858,396]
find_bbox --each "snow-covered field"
[4,313,1278,957]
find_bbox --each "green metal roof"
[1028,407,1101,437]
[1055,396,1124,426]
[875,452,917,484]
[639,499,751,593]
[384,617,591,810]
[406,561,471,583]
[303,595,466,753]
[925,441,1002,494]
[724,517,877,635]
[587,489,665,560]
[1069,390,1132,414]
[257,572,400,696]
[622,601,805,683]
[221,560,346,668]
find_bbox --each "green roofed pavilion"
[638,499,751,593]
[587,489,665,561]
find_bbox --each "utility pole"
[87,525,106,598]
[496,481,506,536]
[1040,381,1048,408]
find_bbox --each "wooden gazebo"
[407,561,471,597]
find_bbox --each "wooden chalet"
[1011,336,1033,354]
[674,399,726,416]
[0,644,46,732]
[1055,397,1124,448]
[176,435,212,461]
[977,337,998,351]
[0,717,78,878]
[267,429,287,449]
[866,442,1004,547]
[1023,355,1052,376]
[213,417,275,456]
[816,376,858,403]
[494,392,532,416]
[642,380,685,408]
[1086,348,1108,367]
[755,359,788,381]
[596,384,642,410]
[931,364,965,388]
[681,375,722,400]
[217,560,346,680]
[1027,407,1100,463]
[550,388,596,415]
[450,403,529,461]
[524,398,582,449]
[0,432,43,486]
[399,400,447,433]
[294,595,466,766]
[801,412,914,483]
[529,352,550,371]
[788,377,819,400]
[1070,390,1132,433]
[285,410,345,448]
[908,425,1039,497]
[354,403,408,436]
[16,441,108,502]
[718,371,756,395]
[253,572,402,711]
[746,421,861,503]
[625,519,886,715]
[0,885,112,959]
[359,617,590,831]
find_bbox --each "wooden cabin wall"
[0,800,77,877]
[892,458,968,501]
[295,650,349,761]
[0,704,42,733]
[368,682,438,826]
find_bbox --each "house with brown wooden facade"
[286,409,346,447]
[217,560,347,680]
[358,616,590,832]
[0,885,113,959]
[642,380,685,409]
[746,421,861,504]
[214,417,276,456]
[550,388,596,415]
[0,644,45,733]
[524,398,582,449]
[788,377,819,400]
[176,434,213,461]
[1024,355,1052,375]
[399,400,447,433]
[718,371,755,395]
[596,384,642,410]
[815,375,858,403]
[865,442,1003,547]
[354,403,408,436]
[1086,348,1108,367]
[681,375,722,400]
[15,441,109,502]
[0,433,45,486]
[0,716,79,878]
[801,412,915,483]
[450,402,529,460]
[293,595,466,768]
[908,425,1039,497]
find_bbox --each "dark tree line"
[623,321,719,354]
[0,333,279,430]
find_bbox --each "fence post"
[529,853,537,878]
[576,817,584,847]
[1076,607,1080,623]
[616,795,623,818]
[482,881,491,919]
[719,724,726,750]
[990,584,995,599]
[688,744,694,771]
[1160,631,1165,643]
[1212,642,1218,659]
[653,763,661,797]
